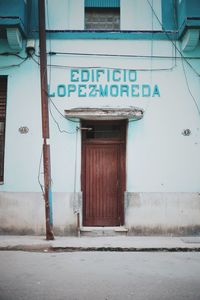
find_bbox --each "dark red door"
[82,121,126,226]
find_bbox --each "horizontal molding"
[41,30,178,40]
[178,17,200,38]
[0,17,26,36]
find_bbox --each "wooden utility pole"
[38,0,54,240]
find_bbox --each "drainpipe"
[38,0,54,240]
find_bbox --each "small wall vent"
[6,28,23,51]
[181,29,199,52]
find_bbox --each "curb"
[1,245,200,252]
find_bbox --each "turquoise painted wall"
[161,0,177,31]
[0,0,28,35]
[177,0,200,35]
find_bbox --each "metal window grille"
[85,0,120,8]
[0,76,7,182]
[85,8,120,30]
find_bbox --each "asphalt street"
[0,251,200,300]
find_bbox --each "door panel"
[84,144,119,226]
[82,121,126,227]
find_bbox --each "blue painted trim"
[44,30,178,40]
[177,0,200,37]
[85,0,120,7]
[178,18,200,38]
[185,0,200,18]
[177,0,186,29]
[186,18,200,26]
[48,188,53,226]
[27,0,39,37]
[162,0,177,31]
[0,17,26,36]
[0,0,27,35]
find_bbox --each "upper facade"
[0,0,200,50]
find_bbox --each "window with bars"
[0,76,7,182]
[85,0,120,31]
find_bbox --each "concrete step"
[80,227,128,237]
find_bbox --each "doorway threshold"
[80,227,128,237]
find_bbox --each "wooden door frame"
[81,119,127,226]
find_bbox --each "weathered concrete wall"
[52,192,80,236]
[0,192,77,236]
[0,192,45,235]
[125,192,200,235]
[1,192,200,235]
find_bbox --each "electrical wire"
[49,102,77,134]
[0,55,29,70]
[142,0,155,117]
[46,0,80,217]
[49,97,80,123]
[73,127,79,214]
[45,0,79,130]
[46,63,176,72]
[0,52,27,60]
[32,52,176,72]
[48,51,200,60]
[172,0,178,68]
[181,57,200,116]
[30,54,40,65]
[150,0,154,72]
[146,0,200,116]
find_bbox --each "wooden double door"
[82,120,126,226]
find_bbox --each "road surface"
[0,251,200,300]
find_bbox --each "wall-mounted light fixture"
[26,39,36,56]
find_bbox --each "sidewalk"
[0,235,200,252]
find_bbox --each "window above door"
[85,0,120,31]
[82,120,126,142]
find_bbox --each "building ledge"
[43,30,178,40]
[0,18,26,36]
[64,107,144,120]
